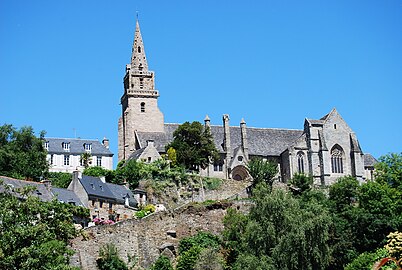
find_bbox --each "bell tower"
[118,19,164,161]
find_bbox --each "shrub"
[150,255,174,270]
[96,243,128,270]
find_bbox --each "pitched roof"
[44,137,113,156]
[0,176,53,201]
[136,123,303,157]
[52,187,84,206]
[364,153,378,167]
[128,147,146,161]
[79,175,137,207]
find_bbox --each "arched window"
[331,145,344,173]
[140,102,145,113]
[297,152,305,173]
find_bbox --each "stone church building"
[118,20,376,186]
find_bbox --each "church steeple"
[131,20,148,72]
[118,18,164,161]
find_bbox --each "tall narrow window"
[64,155,70,166]
[297,152,305,173]
[97,156,102,167]
[50,154,54,165]
[140,102,145,113]
[138,46,141,53]
[139,78,144,89]
[331,145,344,173]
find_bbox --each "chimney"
[223,114,232,179]
[204,115,211,129]
[102,137,110,149]
[73,170,82,180]
[100,176,106,183]
[240,118,249,160]
[146,140,154,147]
[40,179,52,190]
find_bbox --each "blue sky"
[1,0,401,167]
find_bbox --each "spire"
[131,19,148,71]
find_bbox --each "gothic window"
[297,152,305,173]
[331,145,344,173]
[140,102,145,113]
[138,46,141,53]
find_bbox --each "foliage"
[0,124,48,180]
[345,248,393,270]
[223,183,331,270]
[80,152,92,168]
[194,247,225,270]
[202,177,223,190]
[96,243,128,270]
[328,176,359,212]
[375,153,402,191]
[176,245,202,270]
[0,185,79,270]
[166,147,177,167]
[149,255,174,270]
[385,231,402,259]
[46,171,72,188]
[178,231,221,255]
[289,173,313,194]
[247,158,278,189]
[83,166,117,184]
[166,121,219,171]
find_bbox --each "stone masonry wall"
[70,201,252,269]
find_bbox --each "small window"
[64,155,70,166]
[139,78,144,89]
[90,183,95,190]
[147,157,152,163]
[84,143,92,151]
[99,201,103,208]
[99,185,103,191]
[138,46,141,53]
[50,154,54,165]
[140,102,145,113]
[334,124,337,129]
[97,156,102,166]
[62,142,70,151]
[238,156,243,162]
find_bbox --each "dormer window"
[90,183,95,190]
[84,143,92,151]
[62,142,70,151]
[44,141,49,150]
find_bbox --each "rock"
[160,247,175,259]
[159,243,176,255]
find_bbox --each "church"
[118,20,376,186]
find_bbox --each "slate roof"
[128,147,146,161]
[52,187,84,206]
[44,137,113,156]
[136,123,303,157]
[364,154,378,167]
[0,176,53,201]
[79,175,137,207]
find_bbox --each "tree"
[46,171,72,188]
[166,122,219,171]
[247,158,278,189]
[375,153,402,191]
[0,183,80,270]
[83,166,117,184]
[80,152,92,168]
[0,124,48,180]
[223,183,331,270]
[289,173,313,194]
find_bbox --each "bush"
[176,245,202,270]
[178,231,221,254]
[150,255,173,270]
[96,243,127,270]
[203,177,223,190]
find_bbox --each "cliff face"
[70,201,252,269]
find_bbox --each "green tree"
[166,147,177,167]
[80,152,92,168]
[0,183,80,270]
[115,159,148,189]
[96,243,128,270]
[0,124,48,180]
[194,247,225,270]
[289,173,313,194]
[247,158,278,189]
[166,122,219,171]
[150,255,174,270]
[83,166,117,184]
[46,171,72,188]
[375,153,402,191]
